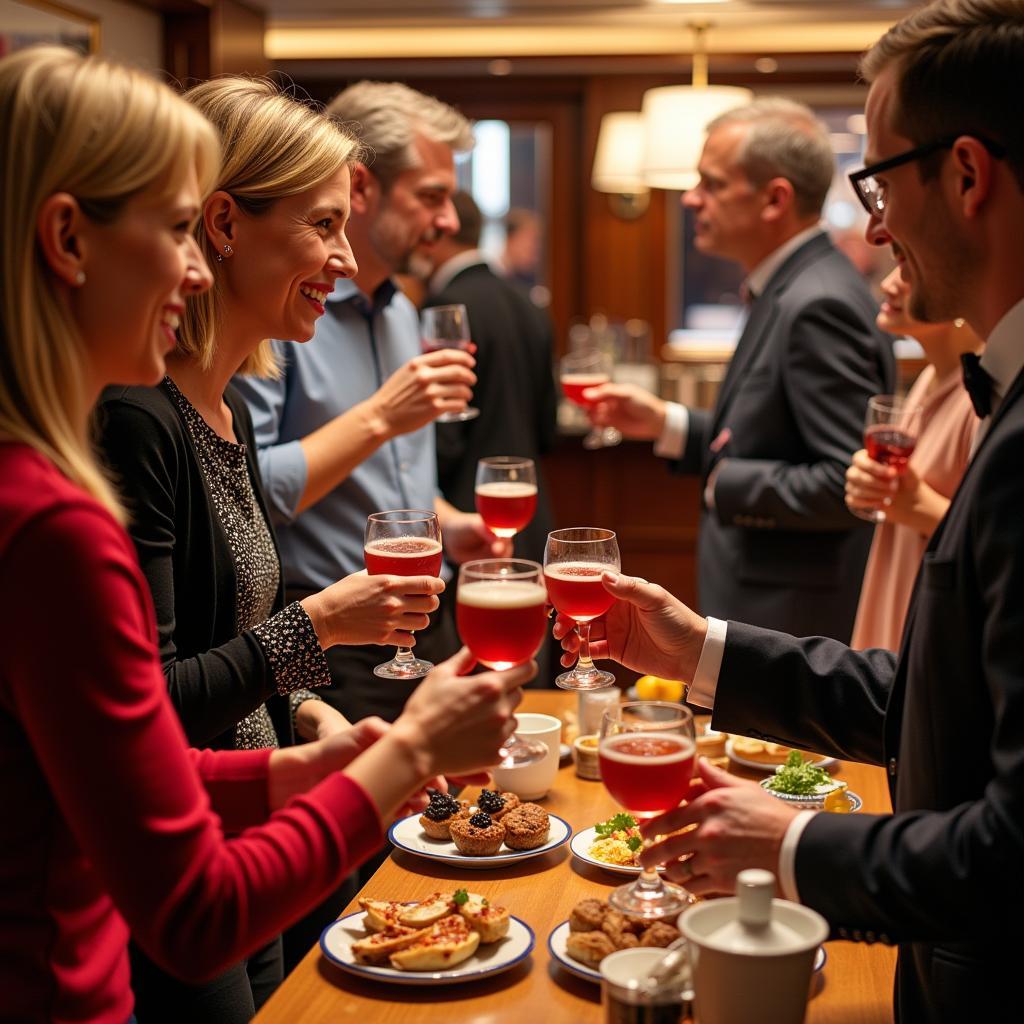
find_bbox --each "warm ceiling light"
[592,112,651,219]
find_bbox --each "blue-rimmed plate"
[388,811,572,867]
[569,826,665,876]
[320,910,534,986]
[547,921,827,983]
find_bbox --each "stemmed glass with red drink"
[560,350,622,450]
[474,457,537,539]
[456,558,549,767]
[851,394,924,523]
[600,701,697,918]
[364,509,443,679]
[544,527,619,690]
[421,303,479,423]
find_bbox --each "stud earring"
[954,318,965,329]
[75,271,86,286]
[215,253,223,263]
[223,244,233,256]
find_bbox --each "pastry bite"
[418,789,470,840]
[502,802,550,850]
[565,929,617,967]
[399,892,456,928]
[358,897,405,933]
[351,923,428,965]
[476,788,520,821]
[730,736,818,766]
[449,812,506,856]
[569,897,608,933]
[564,896,681,969]
[389,914,480,971]
[455,891,510,943]
[640,921,681,947]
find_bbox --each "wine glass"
[456,558,549,767]
[600,701,697,918]
[560,349,622,449]
[544,527,619,691]
[850,394,924,523]
[364,509,443,679]
[421,303,479,422]
[474,456,538,539]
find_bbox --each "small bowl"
[759,777,848,810]
[573,734,602,780]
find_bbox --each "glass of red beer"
[851,394,924,523]
[600,701,696,918]
[474,457,538,539]
[456,558,549,767]
[364,509,443,679]
[421,303,479,423]
[559,349,622,450]
[544,527,620,690]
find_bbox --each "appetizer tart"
[389,914,480,971]
[418,789,470,839]
[475,788,520,821]
[351,923,428,965]
[502,803,550,850]
[449,811,505,856]
[455,890,511,943]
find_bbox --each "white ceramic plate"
[569,826,665,876]
[387,811,572,868]
[320,910,534,986]
[725,739,836,773]
[547,920,827,984]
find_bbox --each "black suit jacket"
[676,232,894,641]
[425,260,558,564]
[710,361,1024,1021]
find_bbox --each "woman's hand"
[552,571,707,683]
[439,509,511,562]
[300,570,444,649]
[292,698,351,742]
[845,449,949,538]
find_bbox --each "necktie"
[961,352,993,418]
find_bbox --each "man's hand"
[637,759,799,897]
[585,383,668,441]
[439,508,512,563]
[552,571,707,682]
[365,349,477,439]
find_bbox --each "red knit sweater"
[0,443,383,1023]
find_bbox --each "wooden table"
[256,692,896,1024]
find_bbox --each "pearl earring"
[75,271,86,286]
[954,318,965,329]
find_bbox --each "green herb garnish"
[453,888,469,906]
[595,812,638,836]
[626,835,643,852]
[764,750,833,795]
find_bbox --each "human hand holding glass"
[560,349,622,449]
[599,700,697,918]
[474,456,537,539]
[544,527,619,690]
[364,509,443,679]
[421,303,479,422]
[455,558,549,767]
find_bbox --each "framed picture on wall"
[0,0,99,58]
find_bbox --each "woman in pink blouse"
[0,47,531,1024]
[845,267,982,650]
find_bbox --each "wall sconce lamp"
[591,111,651,220]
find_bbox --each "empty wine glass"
[364,510,443,679]
[560,349,622,449]
[421,303,479,422]
[544,527,619,690]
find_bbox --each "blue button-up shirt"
[233,278,443,593]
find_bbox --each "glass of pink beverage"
[600,701,696,918]
[559,349,622,450]
[851,394,924,523]
[544,527,620,691]
[421,303,479,423]
[474,457,538,539]
[364,509,443,679]
[456,559,549,767]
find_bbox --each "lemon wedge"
[823,785,852,813]
[636,675,685,702]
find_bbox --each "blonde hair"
[326,80,474,189]
[180,77,362,378]
[0,46,220,522]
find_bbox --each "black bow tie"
[961,352,993,418]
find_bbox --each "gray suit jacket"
[710,359,1024,1022]
[676,232,894,641]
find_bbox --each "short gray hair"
[327,80,474,189]
[708,98,834,218]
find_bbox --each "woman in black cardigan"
[97,79,443,1022]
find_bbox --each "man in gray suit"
[588,99,894,641]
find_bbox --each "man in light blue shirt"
[235,81,507,726]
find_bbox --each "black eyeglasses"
[848,135,1008,216]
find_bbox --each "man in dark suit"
[588,99,894,642]
[421,192,558,568]
[554,3,1024,1018]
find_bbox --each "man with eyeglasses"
[553,2,1024,1019]
[584,98,894,644]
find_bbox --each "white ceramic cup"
[490,712,561,799]
[678,897,827,1024]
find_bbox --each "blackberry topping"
[469,812,493,829]
[423,791,461,822]
[477,789,505,814]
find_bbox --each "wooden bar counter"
[256,691,896,1024]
